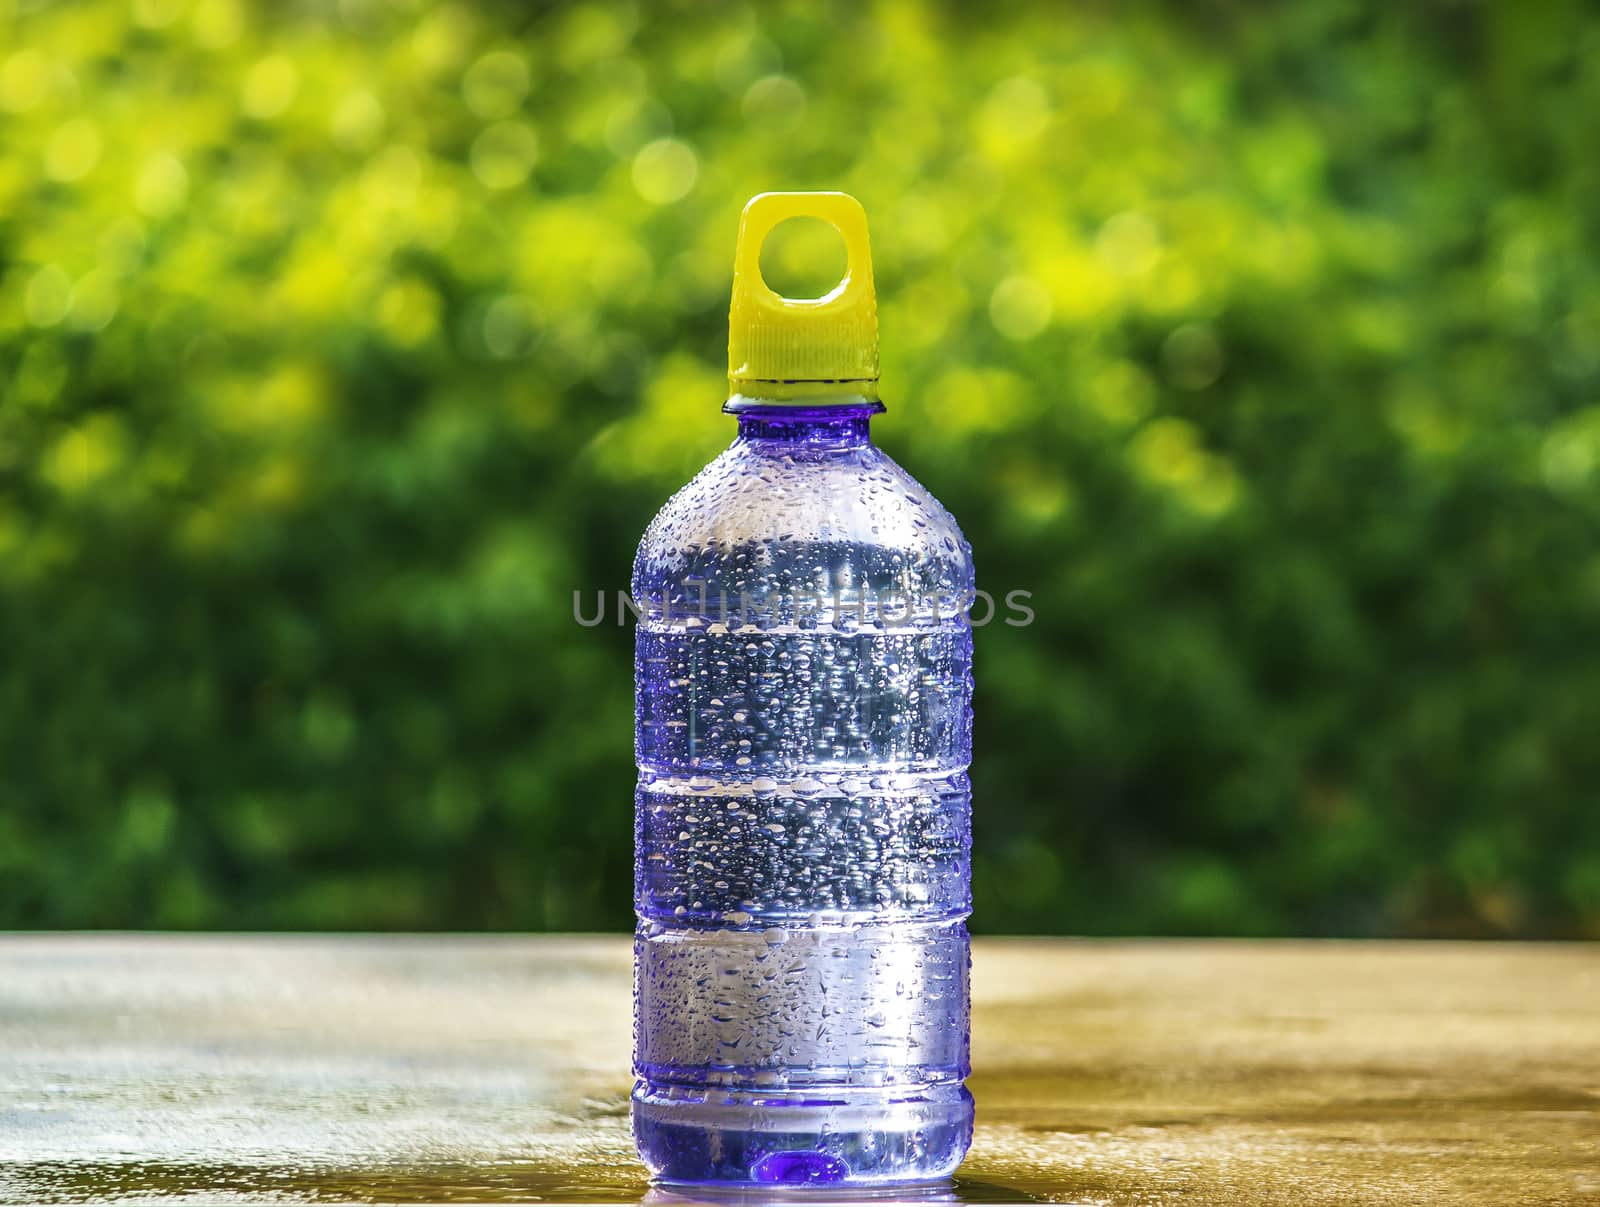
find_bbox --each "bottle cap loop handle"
[728,191,879,392]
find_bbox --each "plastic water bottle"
[632,192,975,1187]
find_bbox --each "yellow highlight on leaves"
[1040,247,1120,323]
[25,265,72,327]
[45,119,102,183]
[463,50,530,119]
[1185,457,1241,516]
[558,3,635,67]
[1129,417,1241,516]
[470,121,538,190]
[192,0,244,49]
[68,270,119,332]
[258,364,328,429]
[277,243,350,319]
[999,457,1072,527]
[1086,360,1156,428]
[513,205,650,308]
[133,0,185,28]
[1131,417,1204,486]
[924,366,1028,437]
[1096,211,1162,278]
[11,342,68,409]
[742,75,806,130]
[409,4,476,77]
[247,456,305,509]
[0,49,51,113]
[592,353,723,482]
[977,76,1051,160]
[44,414,127,494]
[883,274,969,352]
[332,92,385,153]
[212,364,329,435]
[377,279,441,349]
[242,55,298,120]
[1538,406,1600,491]
[135,153,189,218]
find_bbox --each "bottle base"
[632,1081,974,1188]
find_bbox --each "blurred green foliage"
[3,0,1599,937]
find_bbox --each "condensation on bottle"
[631,192,975,1187]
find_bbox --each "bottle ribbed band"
[727,192,879,389]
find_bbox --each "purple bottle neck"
[724,397,884,447]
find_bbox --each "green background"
[4,0,1598,937]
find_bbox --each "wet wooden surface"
[0,935,1596,1204]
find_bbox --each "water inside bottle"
[632,415,974,1185]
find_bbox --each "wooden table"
[1,935,1595,1204]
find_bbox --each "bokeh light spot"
[25,265,73,327]
[68,271,120,332]
[894,197,950,259]
[926,366,1027,436]
[714,33,782,95]
[470,121,538,190]
[43,415,126,494]
[741,75,806,130]
[133,0,186,30]
[134,153,189,218]
[331,91,385,153]
[1185,457,1241,516]
[631,138,697,204]
[463,50,530,119]
[1131,416,1203,486]
[759,217,846,301]
[1129,416,1241,516]
[1161,323,1224,390]
[558,3,636,68]
[247,456,305,510]
[362,143,423,203]
[1388,388,1466,458]
[1086,360,1156,428]
[97,219,148,276]
[242,55,299,120]
[978,75,1050,157]
[989,275,1053,341]
[192,0,245,49]
[1096,211,1162,277]
[255,363,328,431]
[12,342,68,409]
[1541,409,1600,492]
[0,49,50,113]
[483,294,539,359]
[409,4,476,76]
[1042,248,1118,322]
[45,119,102,183]
[604,96,672,159]
[592,352,723,480]
[377,279,441,349]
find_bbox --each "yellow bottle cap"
[727,191,878,397]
